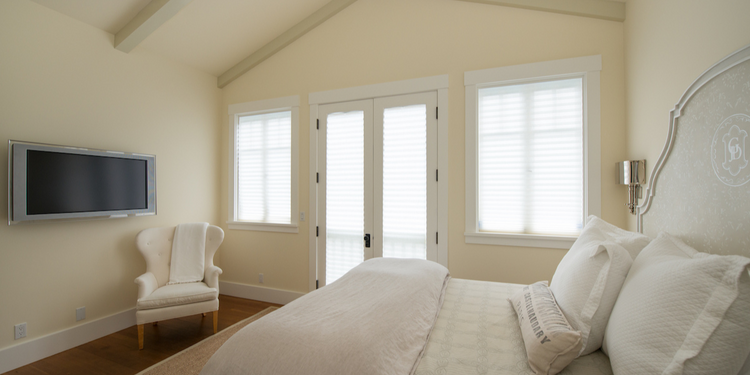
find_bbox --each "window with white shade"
[478,78,583,235]
[228,96,299,232]
[465,56,601,249]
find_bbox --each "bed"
[200,44,750,375]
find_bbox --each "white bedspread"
[415,278,613,375]
[200,258,450,375]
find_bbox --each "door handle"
[364,233,371,248]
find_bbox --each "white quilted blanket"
[416,278,613,375]
[200,258,450,375]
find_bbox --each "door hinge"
[436,107,439,120]
[436,232,439,244]
[316,226,319,237]
[436,169,438,181]
[317,172,319,183]
[316,119,319,130]
[316,280,319,289]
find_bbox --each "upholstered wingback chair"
[134,225,224,349]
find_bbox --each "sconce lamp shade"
[617,160,646,215]
[617,160,646,185]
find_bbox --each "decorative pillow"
[603,233,750,375]
[509,281,582,375]
[550,215,651,355]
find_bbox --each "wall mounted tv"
[8,140,156,225]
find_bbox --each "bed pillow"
[603,233,750,375]
[741,354,750,375]
[509,281,582,375]
[578,215,652,260]
[549,215,650,356]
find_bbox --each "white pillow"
[550,215,650,355]
[509,281,582,375]
[603,233,750,375]
[741,353,750,375]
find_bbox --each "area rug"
[136,306,279,375]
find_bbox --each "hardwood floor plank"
[3,295,281,375]
[26,347,134,375]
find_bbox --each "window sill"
[464,232,577,249]
[227,221,299,233]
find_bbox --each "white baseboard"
[219,281,306,305]
[0,308,136,374]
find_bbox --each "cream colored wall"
[220,0,627,292]
[0,0,221,351]
[624,0,750,230]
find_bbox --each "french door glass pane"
[326,111,365,284]
[382,104,427,259]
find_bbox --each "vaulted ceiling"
[29,0,625,88]
[30,0,333,80]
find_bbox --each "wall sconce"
[617,160,646,215]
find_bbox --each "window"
[228,96,299,232]
[465,56,601,248]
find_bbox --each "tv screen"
[8,141,156,224]
[26,150,148,215]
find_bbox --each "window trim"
[227,95,300,233]
[464,56,602,249]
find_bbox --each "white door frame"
[308,75,449,291]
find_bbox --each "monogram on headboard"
[711,114,750,186]
[723,125,747,175]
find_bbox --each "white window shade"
[236,111,292,224]
[382,104,427,259]
[477,78,583,236]
[325,110,365,284]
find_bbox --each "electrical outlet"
[14,323,26,340]
[300,212,305,222]
[76,307,86,322]
[259,273,264,284]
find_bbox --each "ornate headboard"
[637,44,750,256]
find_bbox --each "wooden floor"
[4,295,281,375]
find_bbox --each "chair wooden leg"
[213,311,218,334]
[137,324,144,350]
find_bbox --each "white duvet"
[416,278,613,375]
[200,258,450,375]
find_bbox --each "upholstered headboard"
[637,44,750,256]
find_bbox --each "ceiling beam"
[455,0,625,22]
[218,0,358,88]
[114,0,193,53]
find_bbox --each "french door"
[317,92,438,285]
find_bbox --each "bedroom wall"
[624,0,750,230]
[0,0,222,352]
[220,0,626,292]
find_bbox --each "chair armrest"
[205,266,223,291]
[134,272,159,300]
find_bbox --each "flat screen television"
[8,140,156,224]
